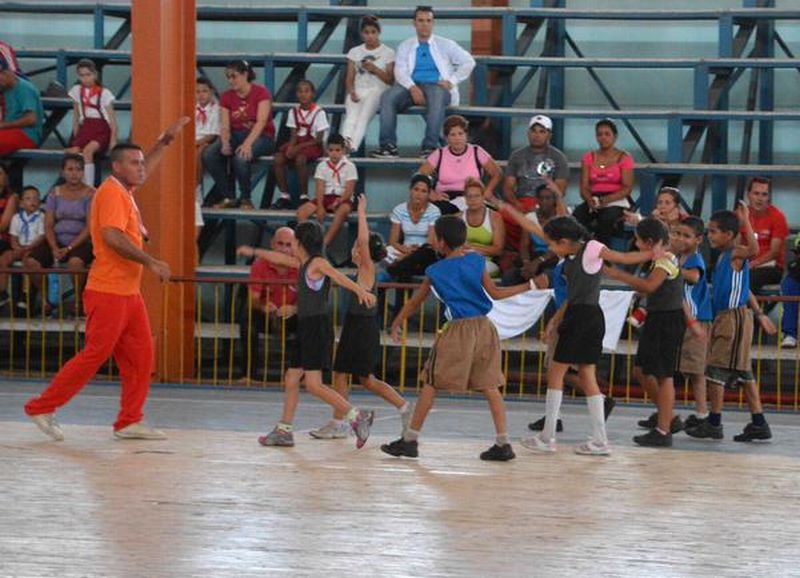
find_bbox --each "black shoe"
[603,396,616,420]
[380,437,418,458]
[685,419,724,440]
[480,443,515,461]
[637,412,658,430]
[370,144,399,159]
[684,414,703,430]
[733,422,772,442]
[270,196,293,210]
[670,415,683,434]
[527,416,563,432]
[633,429,673,448]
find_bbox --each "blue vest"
[682,252,713,322]
[426,252,491,320]
[552,259,568,309]
[711,249,750,314]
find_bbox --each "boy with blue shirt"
[701,206,771,442]
[382,215,532,461]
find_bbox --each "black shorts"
[287,314,333,371]
[333,313,380,378]
[553,304,605,365]
[28,241,93,268]
[636,309,686,379]
[0,238,10,254]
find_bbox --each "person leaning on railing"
[239,226,299,383]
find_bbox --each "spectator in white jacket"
[370,5,475,160]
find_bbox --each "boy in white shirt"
[296,134,358,247]
[0,186,45,307]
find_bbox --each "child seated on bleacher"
[194,77,219,234]
[296,134,358,247]
[0,185,44,308]
[271,80,329,210]
[779,235,800,348]
[66,59,117,186]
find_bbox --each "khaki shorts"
[423,316,504,392]
[706,307,754,383]
[678,321,710,376]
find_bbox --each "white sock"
[279,191,290,199]
[345,406,359,421]
[277,422,293,432]
[83,163,95,186]
[542,389,563,441]
[586,394,607,445]
[398,402,410,414]
[496,433,509,446]
[696,412,709,419]
[403,428,419,442]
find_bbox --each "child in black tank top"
[237,220,378,449]
[499,202,660,456]
[308,198,413,439]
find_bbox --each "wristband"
[529,278,536,291]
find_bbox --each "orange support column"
[131,0,196,382]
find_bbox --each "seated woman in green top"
[459,178,504,276]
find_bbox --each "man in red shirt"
[239,226,299,381]
[743,176,788,294]
[24,117,189,441]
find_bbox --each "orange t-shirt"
[86,176,145,295]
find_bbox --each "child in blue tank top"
[382,215,533,461]
[701,204,772,442]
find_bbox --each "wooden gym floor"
[1,381,799,578]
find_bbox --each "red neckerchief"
[111,176,149,242]
[293,103,318,134]
[80,85,102,112]
[326,158,345,185]
[196,103,208,125]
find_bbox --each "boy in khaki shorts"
[382,215,533,461]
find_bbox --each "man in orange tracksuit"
[25,117,189,441]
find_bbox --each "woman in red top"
[574,118,634,245]
[203,60,275,210]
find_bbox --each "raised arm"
[144,116,191,177]
[494,198,545,240]
[734,201,760,261]
[355,196,374,279]
[313,257,376,308]
[238,245,301,269]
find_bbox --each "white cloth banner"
[487,289,635,353]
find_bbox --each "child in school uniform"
[194,76,220,232]
[0,186,45,305]
[66,59,118,186]
[296,134,358,247]
[692,205,772,442]
[382,215,533,461]
[271,80,329,209]
[499,204,655,455]
[309,196,413,439]
[605,218,686,448]
[236,220,377,448]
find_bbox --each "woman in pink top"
[418,115,502,215]
[574,118,634,245]
[203,60,276,210]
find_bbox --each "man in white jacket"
[370,6,475,159]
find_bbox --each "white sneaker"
[309,420,349,440]
[29,413,64,441]
[520,434,556,453]
[114,422,167,440]
[574,439,612,456]
[781,335,797,348]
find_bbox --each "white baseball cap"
[528,114,553,131]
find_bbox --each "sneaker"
[633,429,672,448]
[733,422,772,442]
[781,335,798,348]
[350,409,375,449]
[369,144,399,158]
[400,403,414,435]
[419,148,436,159]
[29,413,64,441]
[381,437,418,458]
[0,291,10,309]
[685,419,724,440]
[270,196,293,210]
[527,416,563,432]
[114,422,167,440]
[480,443,516,461]
[683,414,706,430]
[603,396,616,420]
[309,420,349,440]
[637,412,658,430]
[520,434,556,453]
[670,415,683,433]
[258,426,295,447]
[574,440,611,456]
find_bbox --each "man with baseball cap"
[0,52,43,156]
[501,114,569,249]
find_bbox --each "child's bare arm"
[605,264,668,294]
[734,200,759,261]
[681,266,701,284]
[313,258,376,308]
[390,278,432,342]
[355,197,375,282]
[482,270,532,300]
[600,246,656,266]
[493,198,545,239]
[238,246,301,269]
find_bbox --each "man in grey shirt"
[501,114,568,249]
